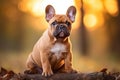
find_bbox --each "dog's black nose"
[59,25,64,29]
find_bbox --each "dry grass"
[0,51,120,73]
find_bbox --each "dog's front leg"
[40,52,53,77]
[65,52,76,73]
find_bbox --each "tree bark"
[0,67,120,80]
[20,72,117,80]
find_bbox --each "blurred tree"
[106,0,120,58]
[79,0,88,55]
[0,0,25,52]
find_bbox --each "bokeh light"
[84,14,97,29]
[83,0,105,31]
[83,13,104,30]
[104,0,119,16]
[19,0,74,17]
[83,0,103,12]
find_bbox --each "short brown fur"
[26,5,76,77]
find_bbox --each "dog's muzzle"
[53,25,70,39]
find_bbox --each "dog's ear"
[45,5,55,22]
[66,6,76,22]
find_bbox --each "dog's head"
[45,5,76,39]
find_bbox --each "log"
[0,67,120,80]
[20,72,115,80]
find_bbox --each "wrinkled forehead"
[49,15,71,23]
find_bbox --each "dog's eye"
[51,21,57,26]
[65,21,71,26]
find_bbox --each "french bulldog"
[26,5,76,77]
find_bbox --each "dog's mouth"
[54,31,70,39]
[59,31,65,37]
[53,26,70,39]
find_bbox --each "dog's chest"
[50,43,67,59]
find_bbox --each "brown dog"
[26,5,76,77]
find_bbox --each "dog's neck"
[54,37,69,43]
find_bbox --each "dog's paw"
[42,69,53,77]
[70,69,77,73]
[66,69,77,73]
